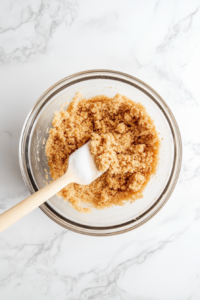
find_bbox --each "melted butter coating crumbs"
[46,93,160,212]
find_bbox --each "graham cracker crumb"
[46,93,160,212]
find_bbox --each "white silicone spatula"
[0,142,103,233]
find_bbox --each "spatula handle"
[0,170,74,233]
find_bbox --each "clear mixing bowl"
[19,70,182,236]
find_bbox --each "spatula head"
[68,141,103,185]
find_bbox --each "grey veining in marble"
[1,0,200,299]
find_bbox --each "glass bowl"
[19,70,182,236]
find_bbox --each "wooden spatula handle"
[0,170,74,233]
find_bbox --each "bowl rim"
[19,69,182,236]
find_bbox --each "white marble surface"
[0,0,200,299]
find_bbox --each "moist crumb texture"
[46,93,160,212]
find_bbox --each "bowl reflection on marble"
[19,70,182,236]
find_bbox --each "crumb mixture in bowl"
[46,93,160,212]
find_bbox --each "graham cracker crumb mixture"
[46,93,160,212]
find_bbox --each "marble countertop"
[1,0,200,299]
